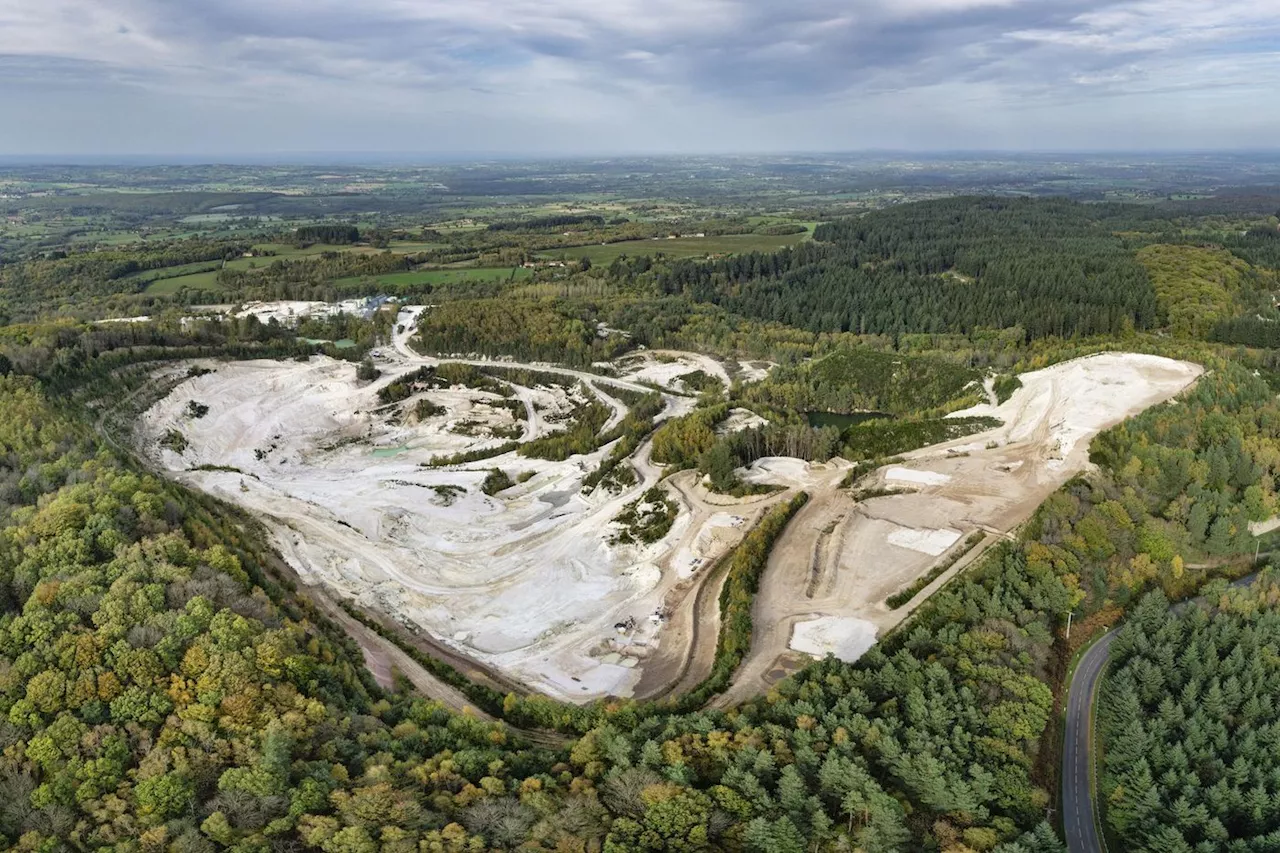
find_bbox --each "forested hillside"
[0,376,569,850]
[0,242,248,319]
[376,197,1280,377]
[1137,244,1256,339]
[414,299,632,367]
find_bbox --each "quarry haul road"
[308,589,572,749]
[391,306,685,409]
[631,472,790,700]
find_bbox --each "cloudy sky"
[0,0,1277,157]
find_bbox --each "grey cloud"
[0,0,1276,154]
[0,54,148,88]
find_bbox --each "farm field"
[135,242,456,290]
[69,230,156,246]
[131,244,357,295]
[128,246,535,297]
[222,242,376,271]
[387,241,448,252]
[125,260,221,285]
[143,269,225,294]
[226,241,448,266]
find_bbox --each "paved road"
[1062,629,1117,853]
[1062,570,1266,853]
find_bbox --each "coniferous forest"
[1099,582,1280,851]
[655,198,1163,340]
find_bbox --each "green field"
[538,232,809,264]
[387,241,448,253]
[126,242,382,287]
[143,270,225,294]
[140,251,525,294]
[221,243,371,271]
[126,260,222,285]
[0,223,52,237]
[335,267,532,288]
[69,230,151,246]
[219,241,444,272]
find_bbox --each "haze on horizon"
[0,0,1277,158]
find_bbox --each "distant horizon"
[4,149,1280,169]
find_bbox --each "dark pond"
[805,411,893,430]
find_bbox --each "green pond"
[806,411,892,430]
[371,445,410,458]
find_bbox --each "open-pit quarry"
[136,305,1202,704]
[138,311,731,701]
[716,352,1203,705]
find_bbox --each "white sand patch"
[672,512,749,579]
[887,527,962,556]
[95,315,151,324]
[535,654,643,698]
[1250,516,1280,537]
[737,361,776,383]
[948,352,1205,470]
[616,350,731,393]
[626,362,697,389]
[790,617,878,662]
[231,299,381,326]
[722,352,1205,707]
[885,467,952,486]
[717,408,768,436]
[739,457,845,490]
[232,301,328,324]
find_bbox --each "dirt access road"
[391,306,696,421]
[308,589,495,718]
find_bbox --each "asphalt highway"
[1062,629,1117,853]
